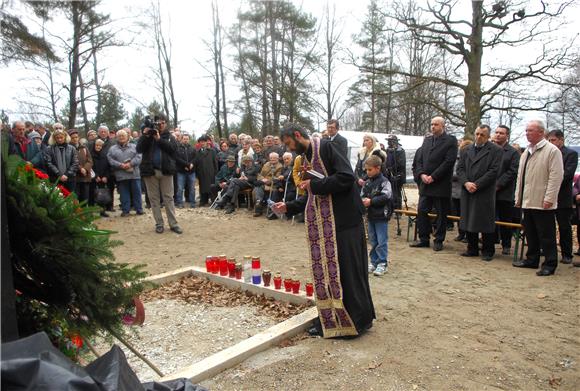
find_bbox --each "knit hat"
[27,131,41,140]
[68,129,79,136]
[226,155,236,162]
[242,155,254,162]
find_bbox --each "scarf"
[55,144,68,175]
[304,137,357,338]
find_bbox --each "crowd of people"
[5,115,580,277]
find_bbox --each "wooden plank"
[159,306,319,383]
[395,209,522,228]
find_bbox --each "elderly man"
[513,120,563,276]
[493,125,520,255]
[9,121,42,167]
[547,130,578,264]
[217,155,261,214]
[456,125,503,261]
[326,119,348,158]
[254,152,283,218]
[410,116,458,251]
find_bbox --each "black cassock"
[195,147,218,196]
[286,139,375,335]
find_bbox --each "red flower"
[33,169,49,180]
[24,164,33,172]
[57,185,72,197]
[69,333,83,349]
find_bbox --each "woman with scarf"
[355,134,385,189]
[44,126,79,193]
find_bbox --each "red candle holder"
[273,275,282,290]
[205,256,212,273]
[284,278,292,292]
[228,259,236,278]
[219,255,228,276]
[210,256,219,274]
[262,270,272,286]
[305,282,314,297]
[292,280,300,294]
[235,264,243,280]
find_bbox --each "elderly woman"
[107,129,143,216]
[69,129,93,204]
[89,138,111,216]
[44,127,79,193]
[355,134,385,187]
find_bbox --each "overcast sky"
[1,0,577,142]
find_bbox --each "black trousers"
[224,179,253,204]
[522,209,557,271]
[555,208,573,258]
[75,181,90,204]
[496,200,514,249]
[417,195,450,244]
[466,231,495,256]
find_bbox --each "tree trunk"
[216,3,228,135]
[68,2,82,129]
[235,22,254,133]
[464,1,484,139]
[211,1,222,137]
[268,2,279,134]
[78,71,90,133]
[91,31,102,128]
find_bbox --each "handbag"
[94,187,112,206]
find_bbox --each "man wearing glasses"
[136,115,183,234]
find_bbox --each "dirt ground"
[98,188,580,391]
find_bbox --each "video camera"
[140,115,161,136]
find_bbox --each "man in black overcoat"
[411,116,458,251]
[493,125,520,255]
[195,135,219,206]
[326,119,348,158]
[457,125,503,261]
[548,130,579,264]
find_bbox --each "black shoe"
[433,242,443,252]
[253,206,263,217]
[121,212,130,217]
[460,251,478,257]
[536,269,554,276]
[100,211,109,217]
[170,226,183,234]
[561,256,573,264]
[136,210,144,215]
[481,254,493,262]
[155,226,164,234]
[512,260,539,269]
[409,241,429,248]
[224,204,235,214]
[454,235,465,242]
[502,247,511,255]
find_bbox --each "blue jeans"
[368,219,388,266]
[176,172,196,207]
[117,179,143,213]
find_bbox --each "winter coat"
[136,131,178,177]
[11,137,42,167]
[195,147,218,193]
[258,161,283,191]
[457,142,502,233]
[217,150,231,169]
[355,147,384,183]
[557,146,579,209]
[108,142,142,181]
[91,148,110,179]
[573,175,580,220]
[361,173,392,221]
[495,143,520,203]
[175,143,197,174]
[331,133,349,158]
[239,163,261,187]
[215,164,238,185]
[237,148,254,167]
[74,144,94,183]
[514,139,563,210]
[44,143,79,180]
[385,147,406,185]
[413,132,458,198]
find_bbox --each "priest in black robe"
[272,123,375,338]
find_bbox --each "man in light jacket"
[513,120,564,276]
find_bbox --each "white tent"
[339,130,424,182]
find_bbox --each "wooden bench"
[394,209,525,262]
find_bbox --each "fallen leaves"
[142,275,313,320]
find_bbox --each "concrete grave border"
[142,266,318,383]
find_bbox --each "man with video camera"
[385,135,406,210]
[136,114,183,234]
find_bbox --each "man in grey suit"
[327,119,348,158]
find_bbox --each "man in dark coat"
[493,125,520,255]
[195,135,219,206]
[137,115,182,234]
[327,119,348,158]
[548,130,579,264]
[273,123,375,339]
[385,135,406,209]
[457,125,502,261]
[174,133,197,208]
[410,116,458,251]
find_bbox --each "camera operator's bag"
[94,188,112,206]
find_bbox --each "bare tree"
[385,0,577,138]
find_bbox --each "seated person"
[211,155,238,206]
[254,152,283,218]
[216,155,260,214]
[280,152,296,202]
[253,142,267,169]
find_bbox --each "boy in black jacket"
[361,155,393,276]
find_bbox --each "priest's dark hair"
[280,123,310,140]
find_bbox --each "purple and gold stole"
[304,137,358,338]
